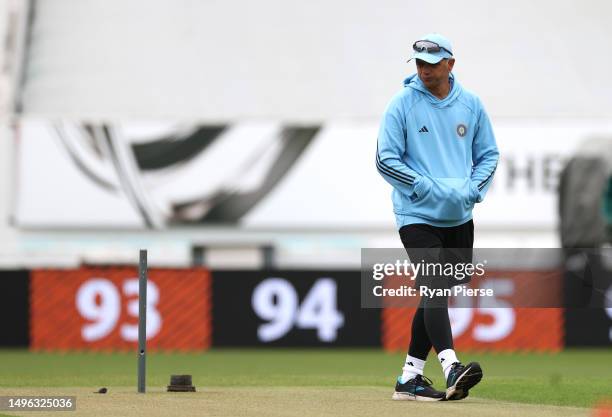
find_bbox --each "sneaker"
[392,375,446,401]
[445,362,483,400]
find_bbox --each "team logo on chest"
[456,124,467,138]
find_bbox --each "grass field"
[0,349,610,417]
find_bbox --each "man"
[376,33,499,401]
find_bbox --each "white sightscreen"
[19,0,612,120]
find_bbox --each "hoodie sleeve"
[469,100,499,203]
[376,95,431,200]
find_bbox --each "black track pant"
[399,220,474,360]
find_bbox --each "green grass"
[0,349,610,409]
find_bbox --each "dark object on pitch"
[167,374,196,392]
[95,387,108,394]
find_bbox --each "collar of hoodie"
[403,73,462,108]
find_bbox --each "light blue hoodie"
[376,73,499,228]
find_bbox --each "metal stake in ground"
[138,249,148,393]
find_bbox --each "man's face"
[416,58,455,91]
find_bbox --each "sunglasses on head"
[413,40,452,56]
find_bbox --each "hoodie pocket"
[410,177,473,222]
